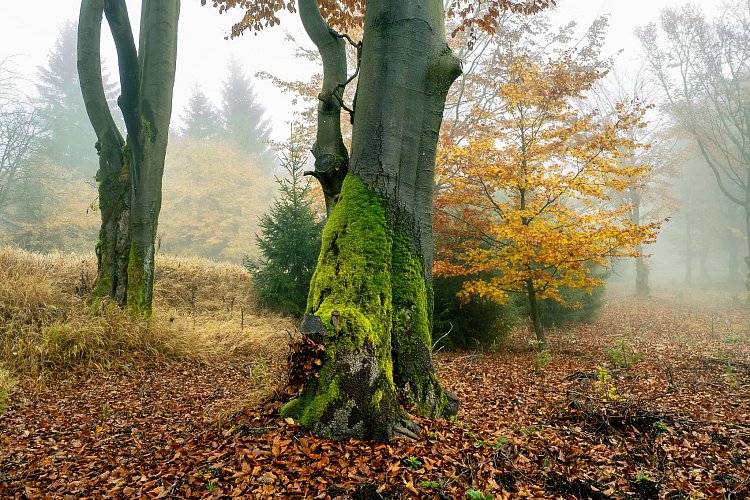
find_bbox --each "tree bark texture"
[526,278,548,350]
[78,0,179,315]
[282,0,461,440]
[298,0,349,216]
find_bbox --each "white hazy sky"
[0,0,724,140]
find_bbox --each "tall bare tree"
[638,1,750,288]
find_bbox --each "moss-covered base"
[391,232,455,418]
[126,243,155,317]
[283,175,457,439]
[282,175,401,439]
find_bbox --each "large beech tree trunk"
[78,0,179,315]
[282,0,461,440]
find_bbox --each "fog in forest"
[0,0,742,296]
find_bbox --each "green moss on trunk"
[284,175,456,438]
[126,243,153,316]
[391,231,451,417]
[283,175,401,440]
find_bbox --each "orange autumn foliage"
[434,54,661,306]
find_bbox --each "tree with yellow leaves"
[435,21,660,349]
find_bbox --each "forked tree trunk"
[78,0,130,307]
[281,0,461,440]
[78,0,179,315]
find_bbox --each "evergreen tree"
[221,57,273,163]
[180,85,222,140]
[248,128,323,317]
[36,21,116,177]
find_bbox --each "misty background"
[0,0,739,294]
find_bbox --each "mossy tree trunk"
[282,0,461,440]
[78,0,179,315]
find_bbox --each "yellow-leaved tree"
[435,22,660,350]
[158,137,277,264]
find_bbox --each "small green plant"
[466,489,493,500]
[472,436,508,450]
[420,480,441,489]
[607,338,641,368]
[724,364,740,389]
[652,420,669,433]
[533,349,552,371]
[206,479,218,491]
[403,456,423,470]
[594,365,619,403]
[723,335,744,344]
[633,470,652,484]
[98,401,112,422]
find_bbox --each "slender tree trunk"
[298,0,348,216]
[282,0,461,440]
[685,216,693,285]
[125,0,179,314]
[526,279,547,350]
[744,202,750,291]
[631,202,649,296]
[727,224,740,285]
[78,0,130,306]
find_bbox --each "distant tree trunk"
[526,278,547,350]
[685,216,693,285]
[282,0,461,440]
[631,200,650,296]
[78,0,179,315]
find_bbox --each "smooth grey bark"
[78,0,179,314]
[349,0,461,423]
[283,0,461,440]
[298,0,349,216]
[78,0,129,306]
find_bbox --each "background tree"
[180,84,223,140]
[248,127,323,317]
[590,71,678,296]
[37,21,116,178]
[0,58,45,220]
[207,0,553,440]
[78,0,180,314]
[434,22,660,349]
[221,57,273,165]
[638,1,750,289]
[158,136,275,263]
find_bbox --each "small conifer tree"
[247,127,323,316]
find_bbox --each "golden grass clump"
[0,246,294,388]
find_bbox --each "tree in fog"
[220,58,272,163]
[180,85,222,141]
[37,21,115,178]
[78,0,179,315]
[591,71,678,296]
[0,58,44,217]
[638,2,750,289]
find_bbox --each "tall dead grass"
[0,247,293,396]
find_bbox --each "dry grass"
[0,246,294,392]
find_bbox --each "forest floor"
[1,273,749,498]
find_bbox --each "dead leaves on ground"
[1,292,749,498]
